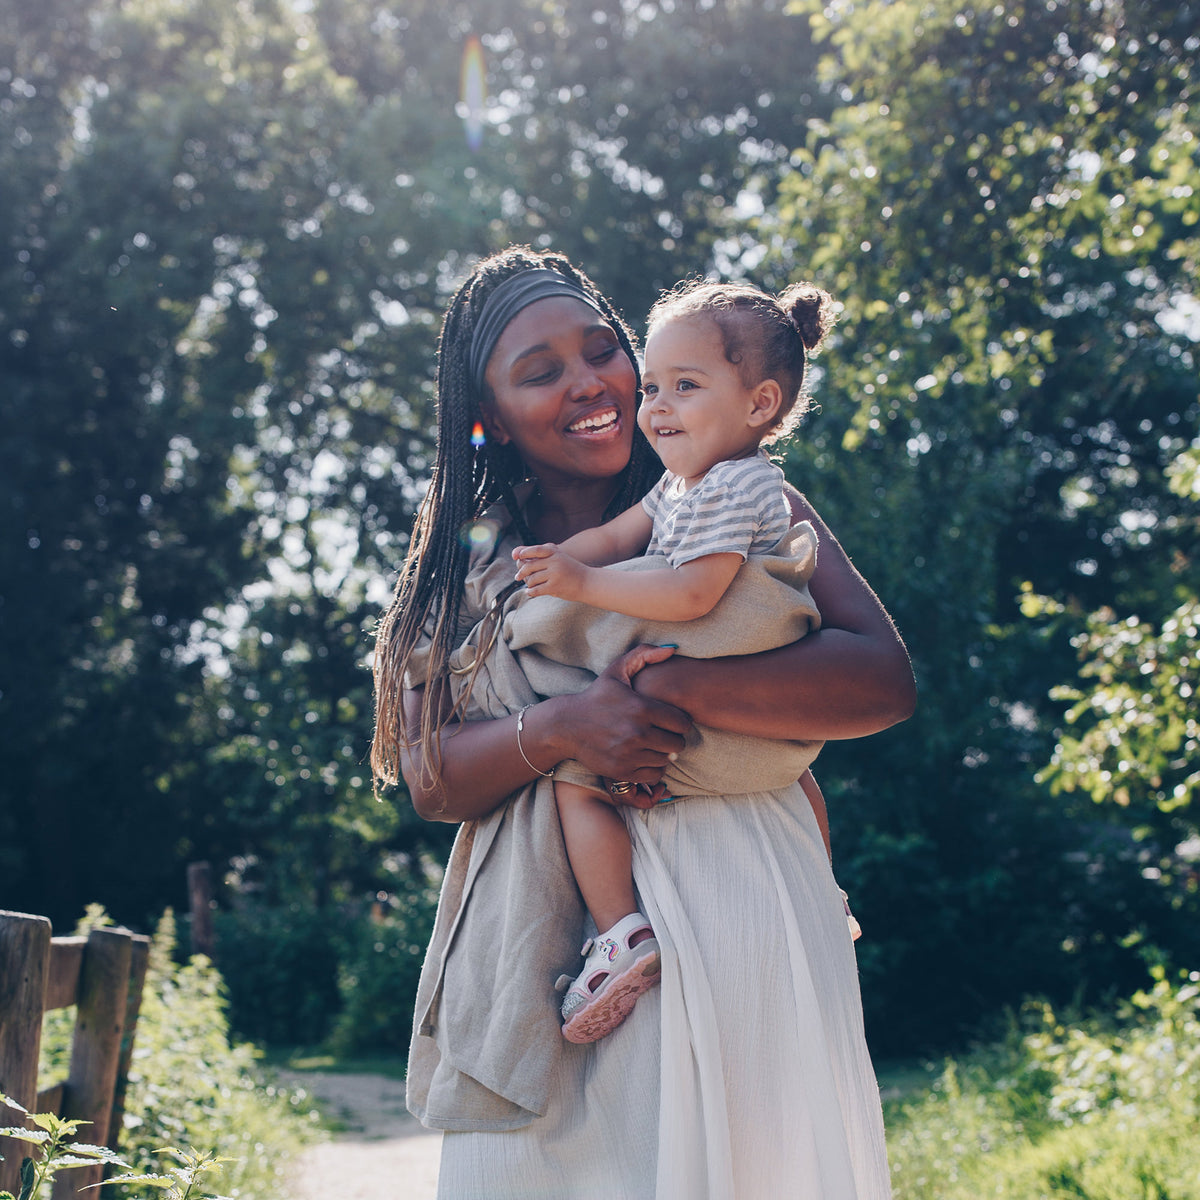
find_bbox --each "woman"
[372,246,915,1199]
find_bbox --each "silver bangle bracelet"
[516,704,554,778]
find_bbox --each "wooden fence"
[0,910,150,1198]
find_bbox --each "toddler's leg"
[555,782,661,1043]
[555,780,637,932]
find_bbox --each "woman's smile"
[566,405,622,437]
[483,296,638,486]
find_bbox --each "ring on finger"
[609,780,636,797]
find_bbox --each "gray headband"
[468,268,607,393]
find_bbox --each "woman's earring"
[471,421,486,449]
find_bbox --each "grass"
[259,1047,409,1082]
[881,966,1200,1199]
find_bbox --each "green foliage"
[120,912,320,1197]
[210,904,352,1048]
[885,968,1200,1199]
[1041,600,1199,813]
[760,0,1200,1048]
[0,1095,125,1200]
[0,1096,238,1200]
[39,911,320,1199]
[211,862,439,1052]
[101,1148,238,1200]
[328,871,440,1057]
[1031,444,1199,853]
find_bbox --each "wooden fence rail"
[0,910,150,1198]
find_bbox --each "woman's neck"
[528,477,620,542]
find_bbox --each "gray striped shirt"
[642,451,791,568]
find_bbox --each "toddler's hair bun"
[780,282,836,353]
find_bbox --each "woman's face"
[481,296,639,488]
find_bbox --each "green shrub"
[328,876,440,1057]
[39,909,322,1200]
[210,866,441,1056]
[885,966,1200,1199]
[210,904,350,1048]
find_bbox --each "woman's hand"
[632,490,916,743]
[554,644,691,787]
[400,645,691,824]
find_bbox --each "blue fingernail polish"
[659,643,679,649]
[657,795,674,804]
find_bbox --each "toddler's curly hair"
[646,279,837,443]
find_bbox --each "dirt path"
[278,1071,441,1200]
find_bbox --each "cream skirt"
[435,784,892,1200]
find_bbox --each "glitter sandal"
[555,912,661,1044]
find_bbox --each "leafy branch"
[0,1095,233,1200]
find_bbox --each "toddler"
[513,278,846,1043]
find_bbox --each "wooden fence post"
[0,910,52,1196]
[50,927,132,1200]
[107,934,150,1155]
[187,861,215,961]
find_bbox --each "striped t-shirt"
[641,451,791,568]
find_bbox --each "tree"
[755,0,1199,1047]
[2,0,840,925]
[1,0,272,918]
[1032,443,1199,916]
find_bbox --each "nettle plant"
[0,1095,232,1200]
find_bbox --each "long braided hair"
[371,246,660,790]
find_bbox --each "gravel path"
[278,1071,441,1200]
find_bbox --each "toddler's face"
[639,316,768,489]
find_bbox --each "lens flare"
[470,421,486,448]
[460,36,486,152]
[459,518,498,551]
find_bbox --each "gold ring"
[609,780,636,796]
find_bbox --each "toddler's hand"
[513,543,586,600]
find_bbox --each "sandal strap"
[594,911,652,950]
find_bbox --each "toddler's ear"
[748,379,784,427]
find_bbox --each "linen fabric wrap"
[405,516,822,1130]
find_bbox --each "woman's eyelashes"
[520,343,618,388]
[521,363,560,386]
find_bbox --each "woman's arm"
[633,488,916,741]
[400,646,692,823]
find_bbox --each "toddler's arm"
[540,501,654,567]
[514,547,743,622]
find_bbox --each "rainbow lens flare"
[460,36,486,151]
[459,518,499,550]
[470,421,486,448]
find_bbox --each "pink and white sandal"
[555,912,661,1044]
